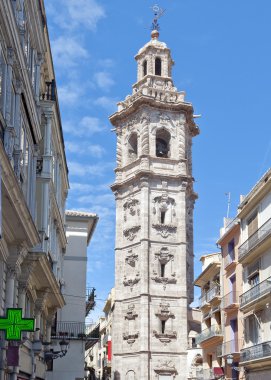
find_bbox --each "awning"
[213,367,224,377]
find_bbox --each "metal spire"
[151,4,165,31]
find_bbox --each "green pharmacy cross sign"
[0,308,35,341]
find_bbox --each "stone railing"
[240,276,271,308]
[239,217,271,261]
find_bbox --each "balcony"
[51,321,98,341]
[195,325,223,345]
[86,287,96,316]
[222,291,239,310]
[223,339,243,356]
[238,218,271,263]
[240,276,271,309]
[200,285,221,308]
[224,253,237,269]
[240,341,271,363]
[40,80,56,101]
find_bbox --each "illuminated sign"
[0,308,35,340]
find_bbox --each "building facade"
[47,211,98,380]
[0,0,69,379]
[194,253,224,379]
[110,28,199,380]
[237,169,271,379]
[218,218,244,380]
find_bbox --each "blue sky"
[44,0,271,317]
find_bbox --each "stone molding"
[153,330,177,345]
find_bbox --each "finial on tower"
[151,4,165,39]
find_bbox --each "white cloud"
[51,36,88,68]
[70,182,109,193]
[66,141,106,157]
[94,96,117,113]
[58,84,85,105]
[68,161,114,177]
[94,72,115,91]
[47,0,106,31]
[63,116,106,136]
[98,58,115,68]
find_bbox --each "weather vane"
[151,4,165,31]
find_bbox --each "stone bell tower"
[110,22,199,380]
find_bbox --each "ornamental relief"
[152,193,177,238]
[123,196,141,241]
[153,330,177,345]
[155,303,175,321]
[125,249,138,267]
[123,272,140,291]
[154,361,178,377]
[151,272,177,289]
[155,247,174,264]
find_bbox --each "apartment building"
[0,0,69,379]
[237,169,271,379]
[194,253,224,379]
[86,289,115,380]
[47,211,98,380]
[218,217,244,380]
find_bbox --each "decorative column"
[13,79,22,180]
[34,53,43,102]
[5,267,17,309]
[4,48,15,160]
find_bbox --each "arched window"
[143,60,147,76]
[128,133,138,161]
[156,129,170,158]
[155,57,162,76]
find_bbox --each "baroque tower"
[110,25,199,380]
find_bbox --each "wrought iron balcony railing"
[199,285,221,307]
[222,291,239,309]
[51,321,98,340]
[195,325,222,345]
[240,276,271,308]
[239,217,271,261]
[223,339,243,355]
[224,253,237,268]
[240,341,271,363]
[86,287,96,316]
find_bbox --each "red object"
[7,346,19,366]
[213,367,224,377]
[107,339,112,361]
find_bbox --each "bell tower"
[110,12,199,380]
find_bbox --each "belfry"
[110,9,199,380]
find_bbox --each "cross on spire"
[0,308,35,341]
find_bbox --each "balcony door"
[230,318,238,352]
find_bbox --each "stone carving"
[153,330,177,345]
[151,271,177,289]
[126,370,136,380]
[123,226,141,241]
[155,247,174,264]
[123,197,140,217]
[155,303,175,321]
[141,115,150,155]
[179,122,186,160]
[152,193,176,223]
[159,112,171,124]
[152,224,177,238]
[125,250,138,267]
[125,304,138,320]
[116,130,122,167]
[154,360,178,377]
[123,273,140,290]
[123,331,139,345]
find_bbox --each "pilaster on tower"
[110,25,199,380]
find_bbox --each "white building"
[0,0,69,379]
[47,211,98,380]
[110,27,199,380]
[237,169,271,379]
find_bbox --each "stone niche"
[152,193,177,239]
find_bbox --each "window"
[245,314,261,345]
[155,57,162,76]
[161,263,166,278]
[249,273,259,287]
[247,212,258,237]
[128,133,138,161]
[228,239,235,261]
[143,60,147,76]
[161,320,166,334]
[161,210,166,224]
[156,129,170,158]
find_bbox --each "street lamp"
[226,354,246,373]
[44,339,69,361]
